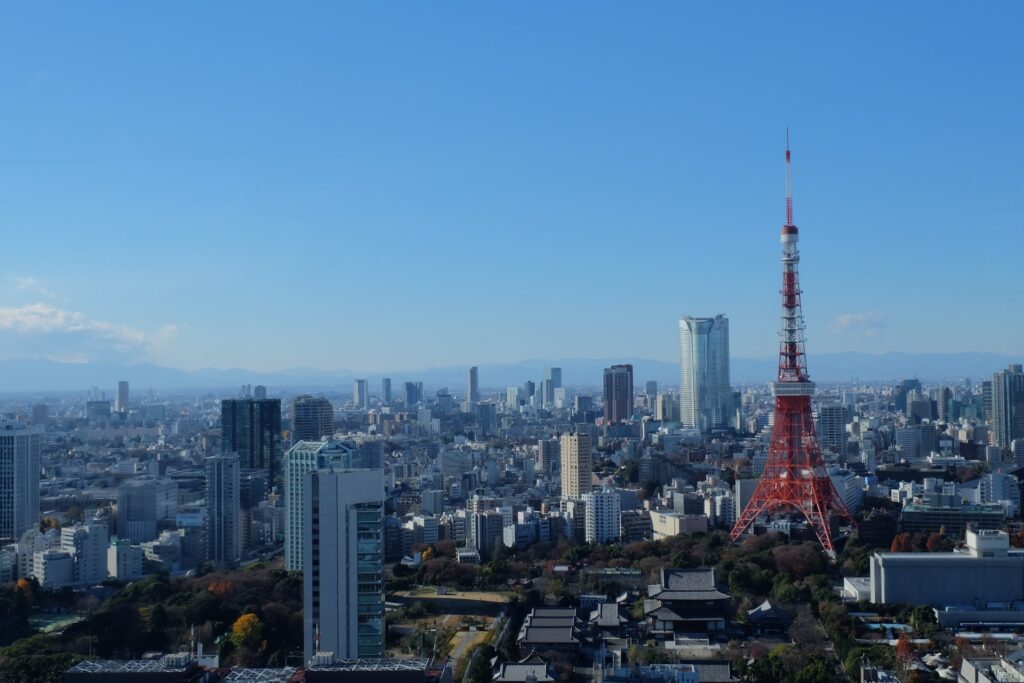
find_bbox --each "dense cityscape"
[1,145,1022,682]
[2,4,1022,683]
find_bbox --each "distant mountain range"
[0,352,1019,395]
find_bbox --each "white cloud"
[829,311,886,338]
[0,302,179,361]
[9,275,58,300]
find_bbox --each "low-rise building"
[517,608,581,658]
[644,567,730,637]
[899,501,1004,536]
[649,511,708,541]
[107,539,144,581]
[869,529,1024,605]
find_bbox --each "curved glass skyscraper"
[679,315,731,432]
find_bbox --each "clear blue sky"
[0,2,1021,372]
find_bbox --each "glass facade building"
[679,315,731,433]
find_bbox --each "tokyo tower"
[730,139,855,556]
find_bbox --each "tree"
[464,644,496,683]
[890,533,913,552]
[909,606,934,631]
[795,656,833,683]
[896,632,914,663]
[231,613,263,651]
[771,543,824,579]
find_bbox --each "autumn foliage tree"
[231,613,263,651]
[890,533,913,552]
[771,543,824,579]
[896,632,914,663]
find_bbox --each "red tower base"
[730,394,855,557]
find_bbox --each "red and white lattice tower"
[730,139,855,556]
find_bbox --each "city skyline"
[3,4,1024,681]
[1,4,1022,373]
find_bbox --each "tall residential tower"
[603,364,634,424]
[0,423,41,541]
[992,364,1024,448]
[560,432,592,500]
[467,366,480,404]
[303,468,385,662]
[679,315,731,433]
[205,454,241,569]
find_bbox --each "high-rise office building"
[353,380,369,409]
[303,468,385,662]
[117,477,178,544]
[894,379,922,413]
[239,469,268,550]
[0,423,42,541]
[220,399,282,478]
[992,365,1024,448]
[205,455,241,569]
[937,386,957,422]
[603,364,634,424]
[817,403,847,455]
[292,395,334,442]
[523,381,536,404]
[655,393,678,422]
[560,432,592,500]
[467,366,480,404]
[679,315,731,432]
[404,381,423,406]
[284,440,357,571]
[542,368,562,407]
[571,395,594,423]
[115,381,129,413]
[381,378,392,405]
[983,380,994,422]
[645,381,658,397]
[253,385,268,400]
[540,380,553,409]
[537,438,560,473]
[506,386,521,408]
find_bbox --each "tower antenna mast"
[785,128,793,226]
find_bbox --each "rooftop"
[307,657,431,671]
[661,567,717,591]
[65,654,193,674]
[223,668,299,682]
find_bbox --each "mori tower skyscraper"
[679,315,731,432]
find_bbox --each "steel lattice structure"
[730,140,855,556]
